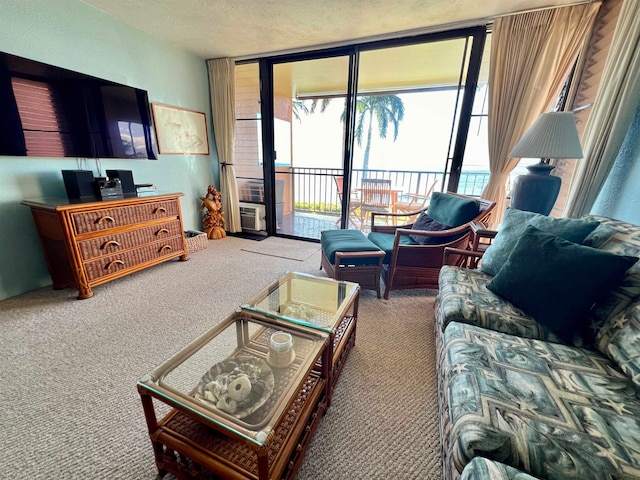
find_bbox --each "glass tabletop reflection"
[137,310,327,446]
[242,272,359,333]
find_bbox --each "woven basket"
[185,230,208,253]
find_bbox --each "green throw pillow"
[479,208,600,276]
[427,192,479,227]
[487,225,638,343]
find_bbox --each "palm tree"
[348,95,405,174]
[292,99,309,122]
[292,98,332,122]
[295,95,405,174]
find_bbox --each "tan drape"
[207,58,242,232]
[482,2,601,226]
[566,0,640,218]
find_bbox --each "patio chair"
[333,175,361,228]
[358,178,392,230]
[393,179,438,223]
[368,192,496,298]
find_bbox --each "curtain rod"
[232,0,598,62]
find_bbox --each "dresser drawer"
[23,193,186,298]
[77,220,182,260]
[72,199,179,235]
[84,236,184,281]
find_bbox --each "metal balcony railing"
[238,167,505,216]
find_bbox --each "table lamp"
[508,111,583,215]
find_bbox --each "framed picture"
[151,103,210,155]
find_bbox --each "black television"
[0,51,157,159]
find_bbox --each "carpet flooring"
[0,235,441,479]
[240,236,321,261]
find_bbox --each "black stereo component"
[106,169,136,196]
[62,170,95,199]
[95,177,124,200]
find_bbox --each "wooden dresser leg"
[77,287,94,299]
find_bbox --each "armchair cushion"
[427,192,479,227]
[409,213,459,245]
[487,225,638,342]
[479,207,600,276]
[367,231,417,264]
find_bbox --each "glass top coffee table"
[137,310,330,479]
[242,272,360,404]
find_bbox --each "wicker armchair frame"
[370,193,496,299]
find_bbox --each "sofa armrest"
[461,457,542,480]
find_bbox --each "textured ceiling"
[79,0,582,59]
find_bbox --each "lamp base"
[510,161,561,215]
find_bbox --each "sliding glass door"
[234,62,267,232]
[352,34,484,228]
[271,56,351,236]
[235,27,487,240]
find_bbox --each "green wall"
[592,101,640,225]
[0,0,217,300]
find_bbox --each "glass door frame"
[253,25,487,238]
[442,27,486,192]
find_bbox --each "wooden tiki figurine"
[200,185,226,239]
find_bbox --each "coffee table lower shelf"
[148,374,327,480]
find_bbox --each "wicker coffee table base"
[324,314,356,404]
[139,288,360,479]
[146,374,326,480]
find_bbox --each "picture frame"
[151,103,210,155]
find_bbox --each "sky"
[288,89,493,174]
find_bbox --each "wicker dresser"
[22,193,188,299]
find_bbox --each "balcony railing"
[238,167,510,216]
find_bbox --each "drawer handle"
[156,228,170,235]
[101,240,121,250]
[159,245,173,253]
[153,207,167,214]
[105,259,125,270]
[96,215,115,225]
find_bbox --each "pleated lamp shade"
[508,111,583,215]
[509,111,583,159]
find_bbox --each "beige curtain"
[207,58,242,232]
[482,2,601,226]
[565,0,640,218]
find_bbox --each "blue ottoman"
[320,229,385,298]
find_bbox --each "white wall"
[0,0,218,300]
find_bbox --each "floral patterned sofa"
[460,457,539,480]
[435,215,640,480]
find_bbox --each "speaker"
[106,169,136,196]
[62,170,95,199]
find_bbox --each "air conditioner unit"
[239,202,266,231]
